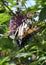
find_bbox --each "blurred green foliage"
[0,0,46,65]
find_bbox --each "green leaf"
[39,7,46,21]
[0,56,9,65]
[21,0,27,6]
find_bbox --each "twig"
[1,0,15,16]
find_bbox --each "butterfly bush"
[10,14,27,34]
[10,18,16,34]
